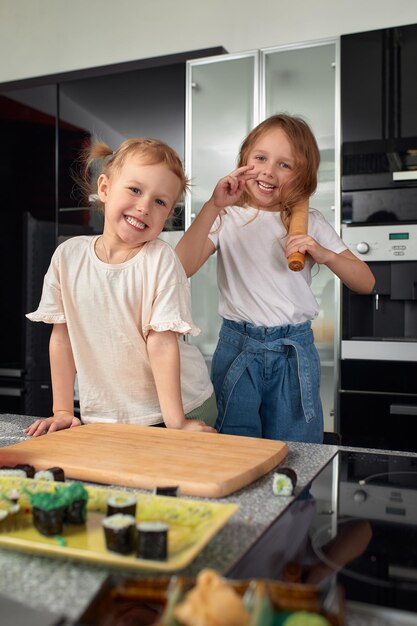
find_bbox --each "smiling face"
[244,127,295,212]
[97,155,182,247]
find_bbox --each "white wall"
[1,0,417,84]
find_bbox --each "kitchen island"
[0,413,415,626]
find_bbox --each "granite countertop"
[0,414,414,626]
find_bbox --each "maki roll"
[58,482,89,524]
[0,467,27,478]
[153,485,180,497]
[0,464,35,478]
[107,493,137,517]
[136,521,168,561]
[272,467,297,496]
[31,491,67,536]
[102,513,136,554]
[34,467,65,482]
[15,464,36,478]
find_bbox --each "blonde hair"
[81,138,189,211]
[237,114,320,231]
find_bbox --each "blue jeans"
[211,319,323,442]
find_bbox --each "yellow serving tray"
[0,476,238,572]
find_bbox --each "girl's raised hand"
[211,165,257,209]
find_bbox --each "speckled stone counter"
[0,414,415,626]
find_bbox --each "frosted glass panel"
[188,55,256,358]
[190,55,256,220]
[265,43,337,428]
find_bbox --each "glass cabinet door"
[186,52,259,360]
[262,41,339,428]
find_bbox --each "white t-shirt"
[27,236,213,425]
[208,206,347,327]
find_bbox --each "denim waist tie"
[219,319,316,423]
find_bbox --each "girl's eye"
[130,187,141,194]
[255,155,266,162]
[280,162,290,169]
[155,198,166,207]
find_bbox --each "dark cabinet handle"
[393,171,417,182]
[0,387,24,397]
[390,404,417,416]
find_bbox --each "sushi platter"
[0,423,288,497]
[0,475,238,572]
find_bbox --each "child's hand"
[24,412,81,437]
[180,420,217,433]
[211,165,257,209]
[285,234,334,266]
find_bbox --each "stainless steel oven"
[337,224,417,452]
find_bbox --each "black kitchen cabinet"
[339,360,417,453]
[341,23,417,193]
[0,88,57,415]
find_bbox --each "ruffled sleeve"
[141,242,201,338]
[26,249,66,324]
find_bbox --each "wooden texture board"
[0,424,288,498]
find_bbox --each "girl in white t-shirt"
[176,114,375,443]
[25,138,216,436]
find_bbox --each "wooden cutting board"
[0,424,288,498]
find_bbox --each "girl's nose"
[261,164,273,176]
[136,199,150,214]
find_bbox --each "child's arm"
[147,330,216,432]
[286,236,375,293]
[176,165,257,277]
[24,324,81,437]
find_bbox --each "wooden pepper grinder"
[287,199,309,272]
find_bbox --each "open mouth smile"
[256,180,276,193]
[125,215,146,230]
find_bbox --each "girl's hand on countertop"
[180,420,217,433]
[24,412,81,437]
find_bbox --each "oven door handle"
[390,404,417,416]
[0,387,24,397]
[392,171,417,182]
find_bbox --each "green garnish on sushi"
[272,467,297,496]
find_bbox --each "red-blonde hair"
[237,114,320,231]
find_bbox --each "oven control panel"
[341,224,417,261]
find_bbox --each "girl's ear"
[97,174,109,202]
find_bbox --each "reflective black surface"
[229,450,417,616]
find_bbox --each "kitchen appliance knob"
[356,241,370,254]
[353,489,367,503]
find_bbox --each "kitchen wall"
[1,0,417,85]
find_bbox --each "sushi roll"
[102,513,136,554]
[272,467,297,496]
[153,485,180,497]
[107,493,137,517]
[15,464,36,478]
[136,521,168,561]
[58,482,89,524]
[0,468,26,478]
[31,491,67,536]
[0,464,35,478]
[34,467,65,482]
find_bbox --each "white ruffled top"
[27,236,213,424]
